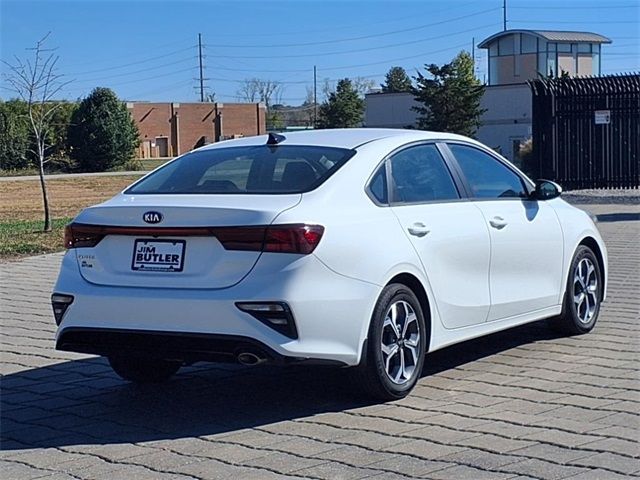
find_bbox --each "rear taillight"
[216,224,324,254]
[212,227,266,251]
[63,222,324,254]
[264,224,324,254]
[64,224,105,249]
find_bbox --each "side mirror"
[533,179,562,200]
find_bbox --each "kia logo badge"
[143,211,163,224]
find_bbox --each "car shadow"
[1,321,563,451]
[596,212,640,222]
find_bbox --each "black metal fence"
[528,74,640,190]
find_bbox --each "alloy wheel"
[573,257,598,324]
[380,300,421,384]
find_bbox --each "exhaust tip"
[237,351,267,366]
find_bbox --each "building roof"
[478,29,611,48]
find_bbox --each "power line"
[61,39,194,69]
[66,46,195,76]
[205,41,472,76]
[320,41,478,70]
[205,23,499,59]
[510,4,638,9]
[509,20,639,24]
[206,1,481,38]
[126,79,194,100]
[201,7,500,49]
[71,57,197,82]
[91,67,198,88]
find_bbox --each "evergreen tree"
[317,78,364,128]
[68,87,139,172]
[412,51,485,137]
[381,66,412,93]
[0,100,30,170]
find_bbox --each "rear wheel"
[550,245,602,335]
[108,356,181,383]
[353,284,426,401]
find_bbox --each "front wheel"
[353,284,426,401]
[550,245,602,335]
[108,356,182,383]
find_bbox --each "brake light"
[64,224,105,249]
[215,224,323,254]
[63,222,324,254]
[264,224,324,254]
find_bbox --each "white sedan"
[52,129,607,400]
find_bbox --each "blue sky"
[1,0,638,104]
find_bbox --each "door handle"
[489,216,508,230]
[408,222,430,237]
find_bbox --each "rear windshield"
[126,145,355,194]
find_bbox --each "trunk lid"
[72,193,301,289]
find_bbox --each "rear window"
[126,145,355,194]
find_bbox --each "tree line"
[315,51,485,137]
[0,87,139,173]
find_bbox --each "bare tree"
[2,33,71,232]
[321,78,335,101]
[236,79,260,103]
[236,78,283,108]
[321,77,374,101]
[352,77,376,97]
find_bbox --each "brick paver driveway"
[1,201,638,480]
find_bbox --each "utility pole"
[503,0,507,31]
[472,37,475,63]
[198,33,204,102]
[472,37,476,81]
[313,65,317,128]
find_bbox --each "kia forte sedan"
[52,129,607,400]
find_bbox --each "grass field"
[0,175,142,259]
[0,158,172,177]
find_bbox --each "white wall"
[364,92,419,128]
[477,83,532,166]
[364,84,532,164]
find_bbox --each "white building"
[364,29,611,166]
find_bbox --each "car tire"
[353,284,426,401]
[549,245,602,335]
[108,356,182,383]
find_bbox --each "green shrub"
[68,87,139,172]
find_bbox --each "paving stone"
[1,202,638,479]
[292,461,373,480]
[429,464,516,479]
[571,451,640,475]
[503,458,590,480]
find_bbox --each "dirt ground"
[0,175,142,222]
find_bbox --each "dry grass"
[0,175,142,222]
[0,175,143,259]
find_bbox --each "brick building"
[126,102,266,158]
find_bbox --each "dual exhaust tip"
[236,350,267,366]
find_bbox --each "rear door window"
[126,145,354,194]
[389,144,460,203]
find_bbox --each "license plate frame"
[131,239,186,272]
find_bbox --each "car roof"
[198,128,470,151]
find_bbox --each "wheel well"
[387,273,432,349]
[578,236,606,299]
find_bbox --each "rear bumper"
[53,250,380,366]
[56,327,346,366]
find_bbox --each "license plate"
[131,239,185,272]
